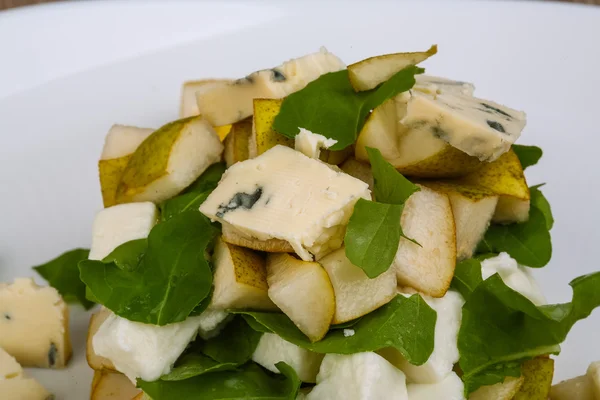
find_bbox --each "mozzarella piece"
[0,350,51,400]
[196,309,231,340]
[414,75,475,97]
[307,352,409,400]
[92,312,202,382]
[401,91,526,162]
[380,290,464,383]
[252,333,324,383]
[407,371,465,400]
[481,252,546,306]
[89,202,158,260]
[196,48,346,126]
[0,278,71,368]
[200,145,370,261]
[295,128,338,159]
[100,125,154,160]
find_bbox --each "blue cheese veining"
[200,145,370,261]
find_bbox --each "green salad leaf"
[344,148,419,278]
[139,362,300,400]
[79,211,218,325]
[450,258,484,301]
[101,239,147,271]
[235,294,436,366]
[273,66,423,150]
[201,317,263,365]
[458,262,600,395]
[33,248,94,310]
[512,145,543,169]
[530,184,554,230]
[477,205,552,268]
[182,162,226,194]
[161,354,237,381]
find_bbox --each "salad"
[1,45,599,400]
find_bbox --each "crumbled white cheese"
[343,329,355,337]
[295,128,338,159]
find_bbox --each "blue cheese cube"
[0,348,51,400]
[402,91,526,162]
[200,145,370,261]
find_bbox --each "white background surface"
[1,0,599,398]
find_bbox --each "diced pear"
[224,118,252,167]
[99,125,154,207]
[87,308,116,371]
[392,185,456,297]
[422,182,498,260]
[211,238,277,310]
[221,223,295,253]
[457,148,530,224]
[550,375,595,400]
[514,358,554,400]
[319,247,397,324]
[340,157,374,192]
[355,96,482,178]
[469,376,524,400]
[250,98,294,158]
[347,45,437,91]
[588,361,600,399]
[196,49,345,126]
[91,371,140,400]
[115,116,223,204]
[266,253,335,341]
[180,79,230,118]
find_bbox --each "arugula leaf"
[477,207,551,268]
[344,148,419,278]
[366,147,419,204]
[512,145,542,169]
[161,354,237,381]
[139,362,300,400]
[459,268,600,395]
[235,294,436,366]
[79,211,218,325]
[344,200,404,278]
[450,258,484,301]
[182,162,226,194]
[101,239,146,271]
[33,248,94,310]
[530,184,554,230]
[159,191,211,222]
[330,317,362,330]
[201,317,262,365]
[273,66,423,150]
[463,362,522,395]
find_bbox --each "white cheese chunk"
[196,309,231,340]
[252,333,324,383]
[100,125,154,160]
[407,371,465,400]
[200,145,370,261]
[0,278,71,368]
[0,350,51,400]
[89,202,158,260]
[295,128,338,159]
[401,91,526,162]
[380,290,464,383]
[414,75,475,97]
[481,252,546,306]
[307,352,409,400]
[92,312,202,382]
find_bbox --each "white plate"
[1,0,599,398]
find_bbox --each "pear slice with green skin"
[210,238,278,311]
[250,98,350,164]
[266,253,335,342]
[224,117,252,167]
[457,148,530,223]
[514,358,554,400]
[221,222,294,253]
[98,125,154,208]
[91,370,140,400]
[115,116,223,204]
[86,309,115,372]
[319,247,397,324]
[421,182,499,260]
[348,45,437,91]
[469,376,525,400]
[355,95,482,178]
